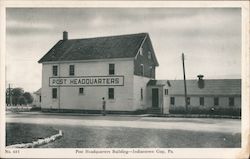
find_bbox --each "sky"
[6,8,241,92]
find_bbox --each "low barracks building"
[38,32,241,114]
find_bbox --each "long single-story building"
[38,32,241,114]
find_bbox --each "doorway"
[152,88,159,108]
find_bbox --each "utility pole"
[182,53,188,113]
[8,84,11,106]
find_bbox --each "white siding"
[41,59,135,111]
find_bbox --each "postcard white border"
[0,0,249,158]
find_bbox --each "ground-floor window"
[140,88,143,100]
[108,88,114,99]
[52,88,57,99]
[187,97,190,105]
[200,97,204,106]
[79,88,84,95]
[229,97,234,106]
[170,97,175,105]
[214,97,219,106]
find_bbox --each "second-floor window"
[109,64,115,75]
[140,64,144,76]
[69,65,75,76]
[52,65,58,76]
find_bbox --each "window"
[109,64,115,75]
[69,65,75,76]
[108,88,114,99]
[149,66,153,77]
[214,97,219,106]
[229,97,234,106]
[148,51,151,59]
[52,65,58,76]
[200,97,204,106]
[170,97,175,105]
[79,88,84,95]
[140,88,143,100]
[39,96,41,102]
[140,64,144,76]
[187,97,190,105]
[52,88,57,99]
[139,47,143,56]
[164,89,168,95]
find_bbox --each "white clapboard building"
[38,32,164,114]
[38,32,241,114]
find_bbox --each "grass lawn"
[6,123,58,146]
[40,125,241,148]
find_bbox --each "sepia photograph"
[1,0,249,158]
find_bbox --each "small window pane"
[170,97,175,105]
[69,65,75,76]
[108,88,114,99]
[109,64,115,75]
[165,89,168,95]
[140,64,144,76]
[214,97,219,106]
[148,51,151,59]
[52,88,57,99]
[229,97,234,106]
[79,88,84,95]
[141,88,143,100]
[200,97,204,106]
[187,97,190,105]
[52,66,58,76]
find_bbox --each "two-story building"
[38,32,241,115]
[38,32,160,113]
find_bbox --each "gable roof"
[147,79,241,96]
[38,33,158,64]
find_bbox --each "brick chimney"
[197,74,205,89]
[63,31,68,40]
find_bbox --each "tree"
[18,96,27,105]
[23,92,34,104]
[10,88,24,105]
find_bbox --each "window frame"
[140,88,143,100]
[52,88,57,99]
[187,97,190,105]
[164,89,168,95]
[229,97,234,106]
[148,51,151,59]
[109,63,115,75]
[214,97,219,106]
[79,87,84,95]
[52,65,58,76]
[140,64,144,76]
[69,65,75,76]
[200,97,204,106]
[108,88,114,100]
[170,97,175,105]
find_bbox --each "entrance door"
[152,88,159,108]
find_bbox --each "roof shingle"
[38,33,149,63]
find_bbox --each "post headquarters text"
[49,76,124,87]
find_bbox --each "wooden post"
[182,53,188,113]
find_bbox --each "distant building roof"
[38,32,158,65]
[34,88,41,95]
[147,79,241,96]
